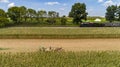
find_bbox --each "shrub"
[61,16,67,25]
[46,18,56,24]
[0,18,9,27]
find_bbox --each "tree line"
[0,6,68,27]
[106,5,120,22]
[1,2,118,28]
[0,2,88,27]
[7,6,60,24]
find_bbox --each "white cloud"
[98,0,103,3]
[104,0,115,7]
[8,3,15,8]
[117,2,120,6]
[45,2,60,6]
[60,8,65,11]
[0,0,9,3]
[98,0,120,7]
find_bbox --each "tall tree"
[27,8,36,22]
[8,6,21,23]
[69,3,87,24]
[37,10,47,22]
[0,9,9,27]
[19,6,27,23]
[56,12,59,17]
[116,6,120,21]
[0,9,7,18]
[61,15,67,25]
[48,11,59,18]
[47,11,59,24]
[105,5,117,22]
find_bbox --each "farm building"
[94,18,101,22]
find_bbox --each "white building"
[94,18,101,22]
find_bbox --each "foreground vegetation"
[0,27,120,39]
[0,51,120,67]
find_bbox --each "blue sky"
[0,0,120,17]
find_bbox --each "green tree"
[27,8,37,23]
[56,12,59,17]
[0,9,9,27]
[48,11,59,18]
[116,6,120,21]
[61,15,67,25]
[8,6,21,24]
[69,3,87,24]
[19,6,27,23]
[0,9,7,18]
[47,11,59,24]
[37,10,47,23]
[0,18,9,27]
[105,5,117,22]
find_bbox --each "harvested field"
[1,27,120,38]
[1,39,120,52]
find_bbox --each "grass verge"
[0,51,120,67]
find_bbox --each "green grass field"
[0,27,120,38]
[0,27,117,35]
[0,51,120,67]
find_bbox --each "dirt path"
[0,39,120,52]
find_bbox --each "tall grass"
[0,51,120,67]
[0,27,120,38]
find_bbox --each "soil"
[0,39,120,52]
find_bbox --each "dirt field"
[0,39,120,52]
